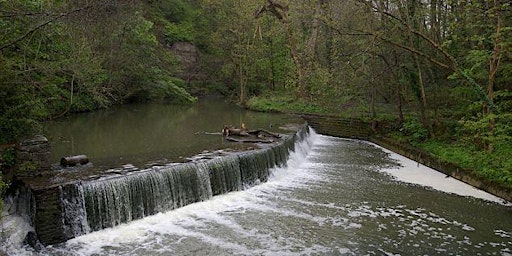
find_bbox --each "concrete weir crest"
[13,124,309,246]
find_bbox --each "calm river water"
[3,100,512,255]
[43,98,301,170]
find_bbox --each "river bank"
[300,113,512,203]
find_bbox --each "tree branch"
[0,5,92,51]
[0,11,48,18]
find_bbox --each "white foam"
[373,143,510,205]
[18,130,511,255]
[0,210,34,255]
[46,129,326,255]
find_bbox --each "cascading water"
[202,155,242,196]
[60,184,89,237]
[49,125,309,243]
[3,125,512,255]
[80,162,214,232]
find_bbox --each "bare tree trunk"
[397,84,404,124]
[298,0,324,98]
[486,0,503,152]
[370,73,377,131]
[487,0,502,114]
[405,0,432,137]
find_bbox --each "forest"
[1,0,511,198]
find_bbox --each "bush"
[1,147,16,168]
[0,148,12,217]
[0,117,40,144]
[400,119,428,144]
[247,94,325,114]
[420,140,512,187]
[458,113,512,151]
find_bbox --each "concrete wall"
[302,114,372,139]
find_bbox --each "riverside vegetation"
[1,0,511,209]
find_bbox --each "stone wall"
[32,186,66,245]
[301,114,372,139]
[16,135,51,175]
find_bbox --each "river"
[43,98,301,171]
[42,131,511,255]
[2,100,511,255]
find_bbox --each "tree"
[0,0,197,143]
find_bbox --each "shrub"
[400,119,428,144]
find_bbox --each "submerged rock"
[23,231,45,252]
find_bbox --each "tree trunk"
[298,0,324,98]
[487,0,502,114]
[486,0,502,152]
[405,0,432,137]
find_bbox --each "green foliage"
[458,113,512,151]
[0,176,6,218]
[400,119,428,145]
[0,146,14,214]
[18,162,37,173]
[71,94,100,113]
[1,147,16,168]
[0,0,199,144]
[247,94,325,114]
[0,117,40,144]
[153,0,201,45]
[153,77,197,103]
[495,90,512,112]
[421,140,512,187]
[158,0,196,23]
[164,22,196,44]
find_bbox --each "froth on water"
[5,131,512,255]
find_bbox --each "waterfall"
[60,184,89,237]
[29,124,313,245]
[79,162,213,232]
[201,155,242,196]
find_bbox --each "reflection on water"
[38,133,512,256]
[43,98,301,170]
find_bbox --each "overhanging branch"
[0,5,92,51]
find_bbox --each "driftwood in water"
[222,127,250,137]
[60,154,89,167]
[225,137,275,143]
[223,126,280,138]
[246,129,281,138]
[222,125,281,143]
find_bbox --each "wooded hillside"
[1,0,511,187]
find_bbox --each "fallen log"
[222,126,251,137]
[225,137,275,143]
[222,126,280,138]
[60,155,89,167]
[246,129,281,138]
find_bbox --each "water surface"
[43,98,301,171]
[36,132,512,255]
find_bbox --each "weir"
[12,124,310,246]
